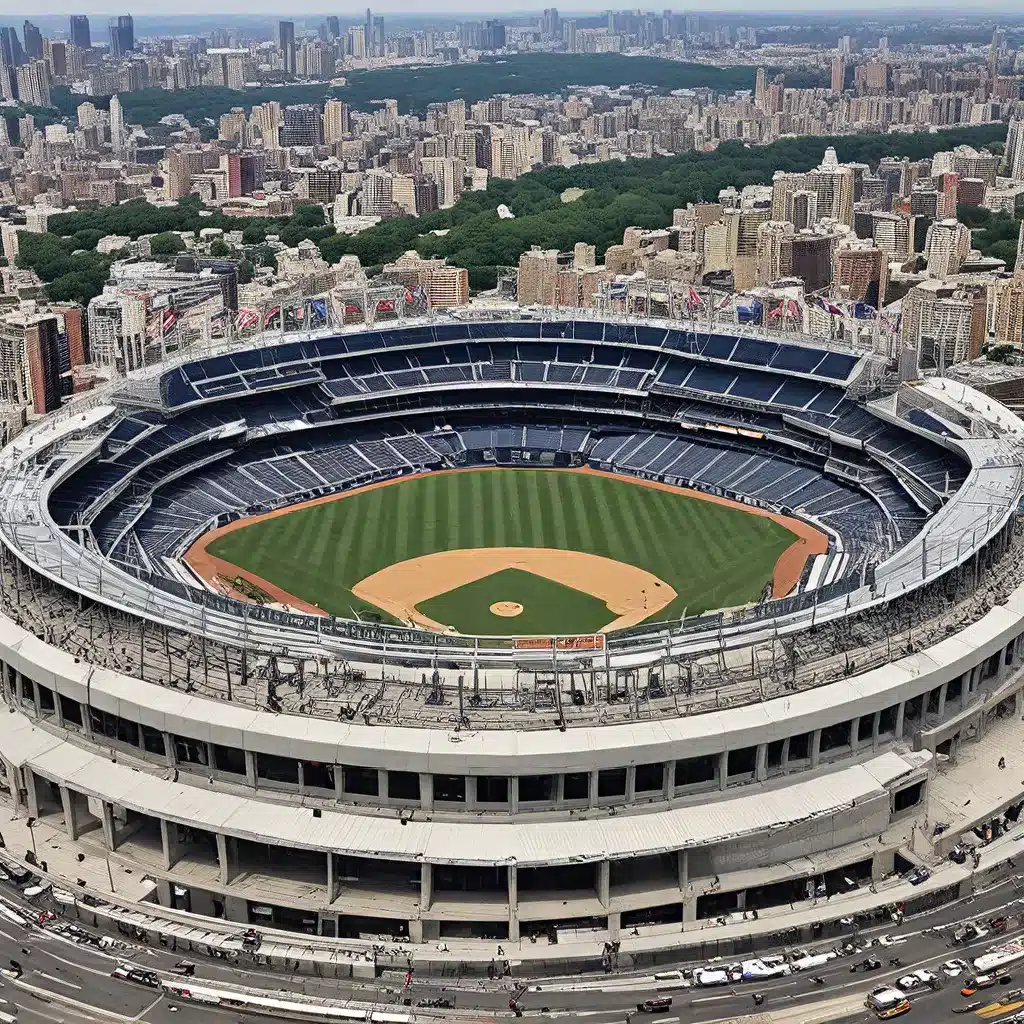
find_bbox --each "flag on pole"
[816,297,844,316]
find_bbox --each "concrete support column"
[60,785,80,841]
[508,864,519,942]
[216,833,236,886]
[663,761,675,801]
[326,852,338,903]
[378,769,388,803]
[589,770,599,807]
[3,759,21,812]
[780,737,791,774]
[334,764,345,801]
[598,860,610,909]
[223,895,247,923]
[160,818,182,870]
[408,920,423,943]
[100,801,116,851]
[625,766,636,803]
[419,862,433,912]
[895,702,905,740]
[872,711,881,748]
[718,751,728,791]
[678,849,688,890]
[465,776,476,811]
[810,729,822,767]
[419,773,433,813]
[509,777,519,815]
[755,744,768,782]
[849,719,859,749]
[736,890,746,910]
[24,771,39,820]
[608,912,621,941]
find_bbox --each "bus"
[974,938,1024,974]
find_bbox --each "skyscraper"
[22,21,42,61]
[280,103,321,147]
[277,21,296,76]
[0,27,24,70]
[108,15,134,60]
[69,15,91,50]
[326,16,340,39]
[16,59,50,107]
[109,93,124,152]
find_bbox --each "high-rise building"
[323,98,349,145]
[44,39,68,79]
[16,59,50,107]
[277,21,296,75]
[541,7,560,38]
[0,27,24,71]
[23,315,62,415]
[807,147,855,227]
[348,26,366,59]
[326,16,340,39]
[923,218,970,278]
[1004,118,1024,182]
[109,93,125,152]
[108,15,134,59]
[208,49,246,91]
[249,101,282,150]
[834,242,888,306]
[900,279,985,370]
[69,15,90,50]
[517,247,560,305]
[21,21,41,60]
[280,104,320,147]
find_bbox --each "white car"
[897,969,938,990]
[942,959,970,977]
[693,967,730,987]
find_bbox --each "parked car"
[111,964,159,988]
[906,867,931,886]
[942,959,971,977]
[897,969,939,991]
[636,997,673,1014]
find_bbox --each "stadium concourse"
[0,312,1021,971]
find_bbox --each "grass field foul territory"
[203,468,799,633]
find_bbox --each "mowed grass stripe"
[207,468,798,627]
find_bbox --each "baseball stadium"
[0,309,1023,973]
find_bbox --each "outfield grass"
[207,469,795,630]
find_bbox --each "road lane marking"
[131,994,163,1021]
[34,970,83,989]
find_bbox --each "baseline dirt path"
[183,465,829,623]
[353,547,676,633]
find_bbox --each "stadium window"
[213,745,246,775]
[878,705,899,736]
[387,770,420,802]
[90,708,139,748]
[598,768,627,799]
[518,774,555,803]
[857,715,874,743]
[36,684,55,717]
[563,772,590,801]
[893,781,924,812]
[476,776,509,804]
[256,752,298,785]
[174,735,208,767]
[141,725,165,756]
[675,755,716,787]
[434,775,466,803]
[788,732,811,761]
[766,740,785,770]
[59,695,83,728]
[946,677,963,705]
[343,766,378,797]
[634,763,665,793]
[727,747,756,778]
[302,761,334,791]
[820,721,852,754]
[18,675,34,707]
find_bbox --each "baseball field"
[191,467,826,636]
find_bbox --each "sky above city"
[0,0,1009,15]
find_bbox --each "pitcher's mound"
[490,601,524,617]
